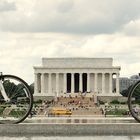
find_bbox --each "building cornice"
[34,66,121,69]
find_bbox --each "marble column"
[71,73,74,93]
[102,73,105,94]
[63,73,67,93]
[87,73,90,92]
[56,73,59,96]
[109,73,113,94]
[79,73,83,92]
[48,73,52,95]
[94,73,98,93]
[34,73,38,94]
[116,73,120,94]
[41,73,45,94]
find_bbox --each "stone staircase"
[53,96,103,116]
[56,96,95,105]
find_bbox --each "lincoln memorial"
[34,58,121,97]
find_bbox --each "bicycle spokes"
[0,75,33,124]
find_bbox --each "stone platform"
[0,117,140,136]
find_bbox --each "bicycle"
[0,73,33,124]
[128,80,140,122]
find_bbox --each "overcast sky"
[0,0,140,84]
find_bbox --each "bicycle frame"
[0,79,10,102]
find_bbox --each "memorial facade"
[34,58,121,97]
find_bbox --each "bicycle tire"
[128,80,140,122]
[0,75,33,124]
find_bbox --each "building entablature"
[34,67,120,74]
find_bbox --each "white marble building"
[34,58,121,97]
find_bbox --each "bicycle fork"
[0,80,10,102]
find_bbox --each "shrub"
[98,100,105,105]
[110,100,120,104]
[120,102,127,104]
[34,99,42,104]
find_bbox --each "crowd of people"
[29,96,99,117]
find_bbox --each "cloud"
[0,0,140,34]
[57,0,74,13]
[0,0,16,12]
[0,32,140,83]
[122,19,140,36]
[0,0,140,84]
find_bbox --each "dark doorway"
[83,73,87,92]
[67,73,71,93]
[74,73,79,92]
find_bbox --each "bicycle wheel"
[128,80,140,122]
[0,75,33,124]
